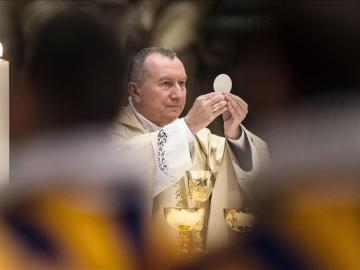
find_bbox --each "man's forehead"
[144,52,177,63]
[143,53,186,78]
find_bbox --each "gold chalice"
[164,207,205,257]
[186,170,213,254]
[224,208,255,233]
[187,170,213,207]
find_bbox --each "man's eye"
[179,81,186,87]
[161,81,171,87]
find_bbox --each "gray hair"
[128,47,177,82]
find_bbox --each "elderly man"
[112,47,269,250]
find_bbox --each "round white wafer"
[213,74,232,93]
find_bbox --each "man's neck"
[128,97,162,132]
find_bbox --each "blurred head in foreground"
[12,5,125,140]
[7,6,149,270]
[247,102,360,270]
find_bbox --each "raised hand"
[222,93,248,139]
[184,92,228,134]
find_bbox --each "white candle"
[0,42,9,185]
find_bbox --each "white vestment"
[112,103,270,250]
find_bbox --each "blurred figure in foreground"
[176,100,360,269]
[5,6,150,269]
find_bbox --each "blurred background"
[2,0,360,139]
[1,1,360,269]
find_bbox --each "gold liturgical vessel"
[223,208,255,233]
[164,207,205,257]
[186,170,213,254]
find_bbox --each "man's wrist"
[184,116,198,135]
[225,126,242,140]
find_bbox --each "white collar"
[128,97,162,132]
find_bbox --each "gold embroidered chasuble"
[112,105,270,250]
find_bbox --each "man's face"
[130,53,187,127]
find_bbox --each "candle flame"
[0,42,2,58]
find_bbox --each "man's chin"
[161,113,182,126]
[167,106,183,114]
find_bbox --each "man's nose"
[169,83,182,98]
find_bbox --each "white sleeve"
[226,126,246,151]
[152,118,195,196]
[227,125,260,184]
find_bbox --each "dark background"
[2,1,359,139]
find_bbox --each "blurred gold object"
[224,208,254,233]
[164,207,205,257]
[186,170,212,253]
[0,183,139,270]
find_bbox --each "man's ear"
[128,82,141,102]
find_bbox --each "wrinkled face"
[130,53,187,127]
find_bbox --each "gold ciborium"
[164,207,205,257]
[186,170,213,254]
[224,208,255,233]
